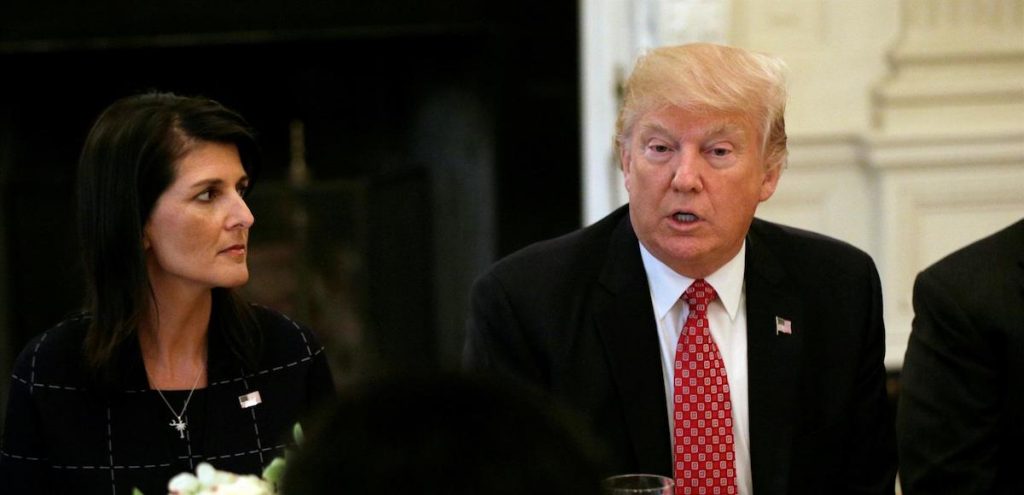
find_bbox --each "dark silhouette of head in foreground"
[282,372,606,494]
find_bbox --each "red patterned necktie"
[673,279,736,495]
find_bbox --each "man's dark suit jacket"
[897,219,1024,494]
[465,205,896,494]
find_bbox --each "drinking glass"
[601,474,675,494]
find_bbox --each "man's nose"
[670,148,704,193]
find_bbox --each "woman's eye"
[196,189,217,202]
[237,183,251,197]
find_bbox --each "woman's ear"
[142,224,151,250]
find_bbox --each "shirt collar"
[638,241,746,321]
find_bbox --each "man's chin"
[654,236,743,276]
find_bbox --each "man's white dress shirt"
[639,242,752,495]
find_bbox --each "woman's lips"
[219,244,247,256]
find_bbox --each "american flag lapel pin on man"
[775,316,792,335]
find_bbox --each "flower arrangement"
[132,424,302,495]
[162,460,281,495]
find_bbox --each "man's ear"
[620,143,633,192]
[758,164,781,202]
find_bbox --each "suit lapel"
[1018,258,1024,294]
[743,223,804,495]
[1015,224,1024,295]
[594,214,673,475]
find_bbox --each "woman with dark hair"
[0,92,334,494]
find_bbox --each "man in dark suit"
[464,43,896,494]
[897,219,1024,494]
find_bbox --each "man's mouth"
[673,212,699,223]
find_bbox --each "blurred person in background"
[281,372,604,495]
[0,92,334,494]
[898,219,1024,494]
[465,43,896,494]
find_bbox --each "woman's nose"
[228,194,254,230]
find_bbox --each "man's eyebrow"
[637,122,674,137]
[636,122,747,139]
[701,123,746,139]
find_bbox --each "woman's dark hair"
[77,91,262,380]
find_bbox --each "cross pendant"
[170,417,187,439]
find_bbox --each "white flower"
[167,472,200,494]
[166,462,276,495]
[195,463,222,486]
[213,475,274,495]
[163,422,304,495]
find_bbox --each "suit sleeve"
[0,342,53,493]
[897,269,999,494]
[463,271,546,388]
[844,260,898,494]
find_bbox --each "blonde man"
[465,43,895,494]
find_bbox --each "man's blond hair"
[615,43,788,172]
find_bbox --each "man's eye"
[648,144,671,153]
[709,147,731,157]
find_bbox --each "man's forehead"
[636,109,753,139]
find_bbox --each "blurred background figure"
[897,219,1024,494]
[0,93,333,494]
[281,372,605,495]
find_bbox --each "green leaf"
[263,456,287,484]
[292,422,304,446]
[132,488,145,495]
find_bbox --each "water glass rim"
[602,473,675,490]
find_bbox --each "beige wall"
[731,0,900,136]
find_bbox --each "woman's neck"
[139,283,212,389]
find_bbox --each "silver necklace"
[151,369,204,439]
